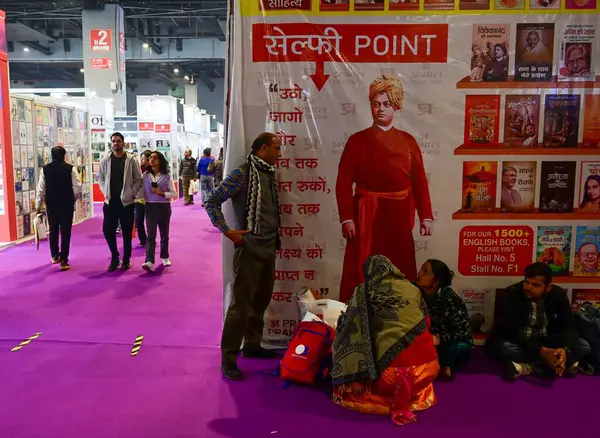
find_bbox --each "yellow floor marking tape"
[11,332,43,352]
[130,335,144,356]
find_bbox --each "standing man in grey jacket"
[179,149,197,205]
[205,132,282,380]
[98,132,143,271]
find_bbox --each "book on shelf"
[503,95,540,148]
[469,24,510,83]
[500,161,537,213]
[536,225,572,277]
[558,23,596,82]
[494,0,525,9]
[578,162,600,212]
[583,95,600,148]
[542,94,580,149]
[461,161,498,213]
[529,0,560,9]
[515,23,555,82]
[574,226,600,277]
[539,161,576,213]
[572,289,600,311]
[464,95,500,147]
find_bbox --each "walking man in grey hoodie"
[98,132,143,271]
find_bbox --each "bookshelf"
[452,208,598,221]
[456,75,600,90]
[454,144,600,155]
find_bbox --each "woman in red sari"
[331,255,439,426]
[336,75,434,303]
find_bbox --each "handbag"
[189,179,199,195]
[33,213,48,250]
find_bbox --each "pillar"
[82,4,127,114]
[184,84,198,107]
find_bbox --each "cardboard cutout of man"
[336,75,434,303]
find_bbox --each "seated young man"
[486,262,591,381]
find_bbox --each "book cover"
[494,0,525,8]
[558,23,596,81]
[539,161,576,213]
[572,289,600,311]
[460,0,491,11]
[23,213,31,237]
[354,0,384,10]
[574,226,600,277]
[17,215,24,239]
[461,161,498,212]
[565,0,597,9]
[424,0,456,10]
[543,94,580,148]
[583,95,600,148]
[464,95,501,147]
[579,161,600,212]
[529,0,560,8]
[503,95,540,147]
[536,225,572,276]
[500,161,537,212]
[389,0,419,10]
[515,23,555,82]
[459,288,494,343]
[470,24,510,82]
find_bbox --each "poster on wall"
[228,1,600,347]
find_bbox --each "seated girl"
[415,259,473,380]
[331,255,439,426]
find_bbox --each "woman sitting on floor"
[415,259,473,380]
[331,255,439,426]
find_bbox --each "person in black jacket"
[486,262,591,381]
[35,146,82,271]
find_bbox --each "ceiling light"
[184,75,189,80]
[23,47,30,52]
[173,67,179,74]
[80,68,85,73]
[142,43,149,49]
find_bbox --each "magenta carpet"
[0,201,598,438]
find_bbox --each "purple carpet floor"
[0,202,598,438]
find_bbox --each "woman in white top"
[141,151,177,271]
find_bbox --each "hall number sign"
[90,29,112,52]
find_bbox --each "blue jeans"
[438,342,472,370]
[499,335,591,366]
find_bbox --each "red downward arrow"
[309,60,329,91]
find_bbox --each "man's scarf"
[245,153,278,234]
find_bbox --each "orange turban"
[368,75,404,111]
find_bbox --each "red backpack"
[278,321,335,385]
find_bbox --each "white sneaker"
[142,262,154,272]
[162,258,172,267]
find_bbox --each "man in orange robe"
[336,75,434,303]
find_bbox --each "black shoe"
[108,259,120,272]
[121,260,132,270]
[221,363,243,380]
[503,362,519,382]
[241,347,278,359]
[60,261,71,271]
[51,256,61,264]
[564,363,579,379]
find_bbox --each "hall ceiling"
[0,0,228,87]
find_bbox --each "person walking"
[98,132,143,271]
[205,132,282,380]
[35,146,82,271]
[135,150,152,247]
[179,149,198,205]
[197,148,215,206]
[140,151,177,272]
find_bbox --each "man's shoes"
[51,256,61,264]
[60,261,71,271]
[503,362,523,382]
[162,258,172,267]
[142,262,154,272]
[121,260,132,270]
[108,259,120,272]
[241,346,278,359]
[564,362,579,378]
[221,363,243,381]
